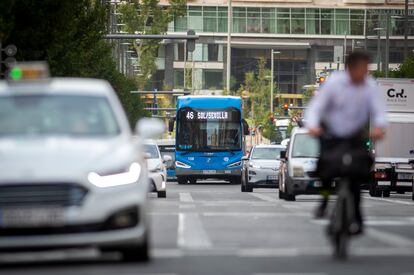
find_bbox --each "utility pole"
[226,0,232,93]
[404,0,409,59]
[385,14,390,77]
[270,50,280,115]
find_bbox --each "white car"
[143,140,171,198]
[0,64,164,261]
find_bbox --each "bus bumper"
[176,168,241,178]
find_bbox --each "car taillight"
[375,171,387,179]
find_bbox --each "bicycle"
[328,178,357,260]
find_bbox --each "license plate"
[398,173,413,180]
[313,181,322,187]
[267,175,277,180]
[0,208,65,228]
[203,170,216,175]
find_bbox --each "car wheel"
[241,184,246,192]
[369,184,381,197]
[382,190,390,197]
[177,177,187,185]
[189,178,197,184]
[120,235,150,262]
[284,194,296,201]
[157,190,166,198]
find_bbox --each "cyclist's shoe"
[314,199,328,219]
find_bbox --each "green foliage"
[0,0,147,126]
[237,58,278,140]
[118,0,186,90]
[391,53,414,78]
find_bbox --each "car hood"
[146,158,161,170]
[250,159,281,169]
[0,136,136,182]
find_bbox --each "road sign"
[334,46,343,64]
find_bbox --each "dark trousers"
[318,132,367,225]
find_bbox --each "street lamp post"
[373,28,384,72]
[226,0,232,93]
[270,50,281,115]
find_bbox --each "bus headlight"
[227,161,242,168]
[176,161,191,169]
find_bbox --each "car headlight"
[292,166,305,178]
[227,161,241,168]
[176,161,191,169]
[249,163,261,169]
[88,162,141,188]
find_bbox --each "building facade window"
[203,69,224,90]
[172,6,413,37]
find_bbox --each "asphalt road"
[2,181,414,275]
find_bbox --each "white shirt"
[305,71,387,138]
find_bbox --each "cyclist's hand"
[308,127,322,137]
[370,127,385,140]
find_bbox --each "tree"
[0,0,147,126]
[118,0,186,90]
[391,53,414,78]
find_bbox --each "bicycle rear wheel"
[332,198,349,260]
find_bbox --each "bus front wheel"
[177,177,187,185]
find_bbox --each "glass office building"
[153,1,414,100]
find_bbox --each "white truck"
[369,78,414,200]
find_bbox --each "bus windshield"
[177,107,241,152]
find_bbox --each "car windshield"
[144,144,159,159]
[0,95,120,137]
[177,107,241,151]
[291,133,320,158]
[251,147,283,159]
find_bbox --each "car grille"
[0,184,88,207]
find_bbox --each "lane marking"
[253,273,328,275]
[367,228,414,247]
[179,204,196,209]
[177,213,212,249]
[363,195,414,206]
[179,192,194,203]
[249,193,278,202]
[203,212,309,217]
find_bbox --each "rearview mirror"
[135,118,165,138]
[168,117,175,132]
[280,150,287,160]
[242,119,249,135]
[163,155,172,163]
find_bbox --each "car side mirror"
[163,155,172,163]
[242,119,249,136]
[135,118,166,138]
[280,150,287,160]
[168,117,175,132]
[242,156,249,161]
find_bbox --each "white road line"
[179,192,194,203]
[203,212,309,217]
[179,204,196,209]
[363,195,414,206]
[249,193,278,202]
[253,274,327,275]
[177,213,212,249]
[367,228,414,247]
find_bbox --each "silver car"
[241,145,285,192]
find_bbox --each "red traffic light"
[283,103,289,110]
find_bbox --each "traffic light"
[283,103,289,116]
[318,76,326,84]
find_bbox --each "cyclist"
[305,51,387,233]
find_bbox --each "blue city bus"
[169,96,249,184]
